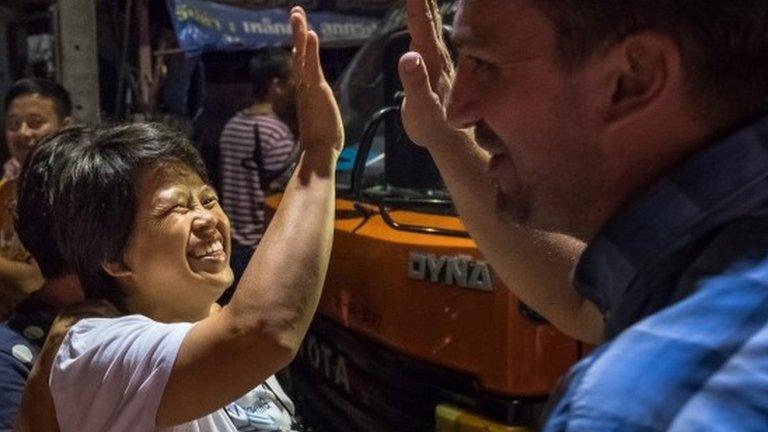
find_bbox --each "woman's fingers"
[305,31,323,84]
[291,7,325,86]
[291,7,308,76]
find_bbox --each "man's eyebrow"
[451,28,501,54]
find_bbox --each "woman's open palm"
[291,8,344,155]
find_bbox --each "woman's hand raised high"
[291,7,344,160]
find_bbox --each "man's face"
[5,94,63,164]
[447,0,610,237]
[274,74,297,113]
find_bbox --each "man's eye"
[469,56,493,72]
[27,118,45,129]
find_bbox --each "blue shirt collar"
[575,114,768,332]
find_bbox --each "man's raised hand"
[405,0,453,99]
[399,0,465,149]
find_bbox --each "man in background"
[0,78,72,318]
[0,79,80,430]
[218,48,298,299]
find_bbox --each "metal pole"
[137,0,153,112]
[54,0,101,123]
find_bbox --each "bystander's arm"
[15,300,120,432]
[0,257,43,317]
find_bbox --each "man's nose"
[445,63,481,129]
[18,123,34,138]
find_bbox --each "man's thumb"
[399,52,434,98]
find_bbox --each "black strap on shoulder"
[241,122,292,193]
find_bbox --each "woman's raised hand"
[291,7,344,156]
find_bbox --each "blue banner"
[167,0,381,54]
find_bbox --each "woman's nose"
[191,208,218,236]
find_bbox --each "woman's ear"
[102,260,132,278]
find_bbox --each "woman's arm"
[156,7,344,427]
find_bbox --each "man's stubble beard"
[494,181,533,226]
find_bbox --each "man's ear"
[602,31,682,123]
[102,260,132,278]
[272,77,286,95]
[61,116,75,127]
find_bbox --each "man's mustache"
[475,121,503,151]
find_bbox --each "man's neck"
[244,101,274,116]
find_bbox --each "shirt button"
[23,325,45,340]
[12,344,34,364]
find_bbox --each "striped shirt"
[544,113,768,431]
[219,112,296,248]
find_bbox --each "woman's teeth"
[192,240,223,258]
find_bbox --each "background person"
[0,79,109,431]
[14,299,117,432]
[16,8,341,431]
[3,78,72,181]
[0,78,73,318]
[399,0,768,429]
[218,48,298,299]
[0,265,82,429]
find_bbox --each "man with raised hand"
[400,0,595,344]
[399,0,768,430]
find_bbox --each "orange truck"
[268,6,583,431]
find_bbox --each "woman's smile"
[187,239,228,274]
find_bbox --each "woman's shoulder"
[58,314,194,367]
[66,314,156,340]
[49,314,196,432]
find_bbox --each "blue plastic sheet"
[167,0,381,54]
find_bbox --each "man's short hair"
[4,78,72,120]
[532,0,768,127]
[249,48,293,100]
[16,123,208,310]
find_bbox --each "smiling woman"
[13,6,343,432]
[114,162,235,322]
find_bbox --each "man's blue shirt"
[0,296,54,430]
[545,114,768,431]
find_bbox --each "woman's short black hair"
[16,122,208,310]
[4,78,72,120]
[250,48,292,101]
